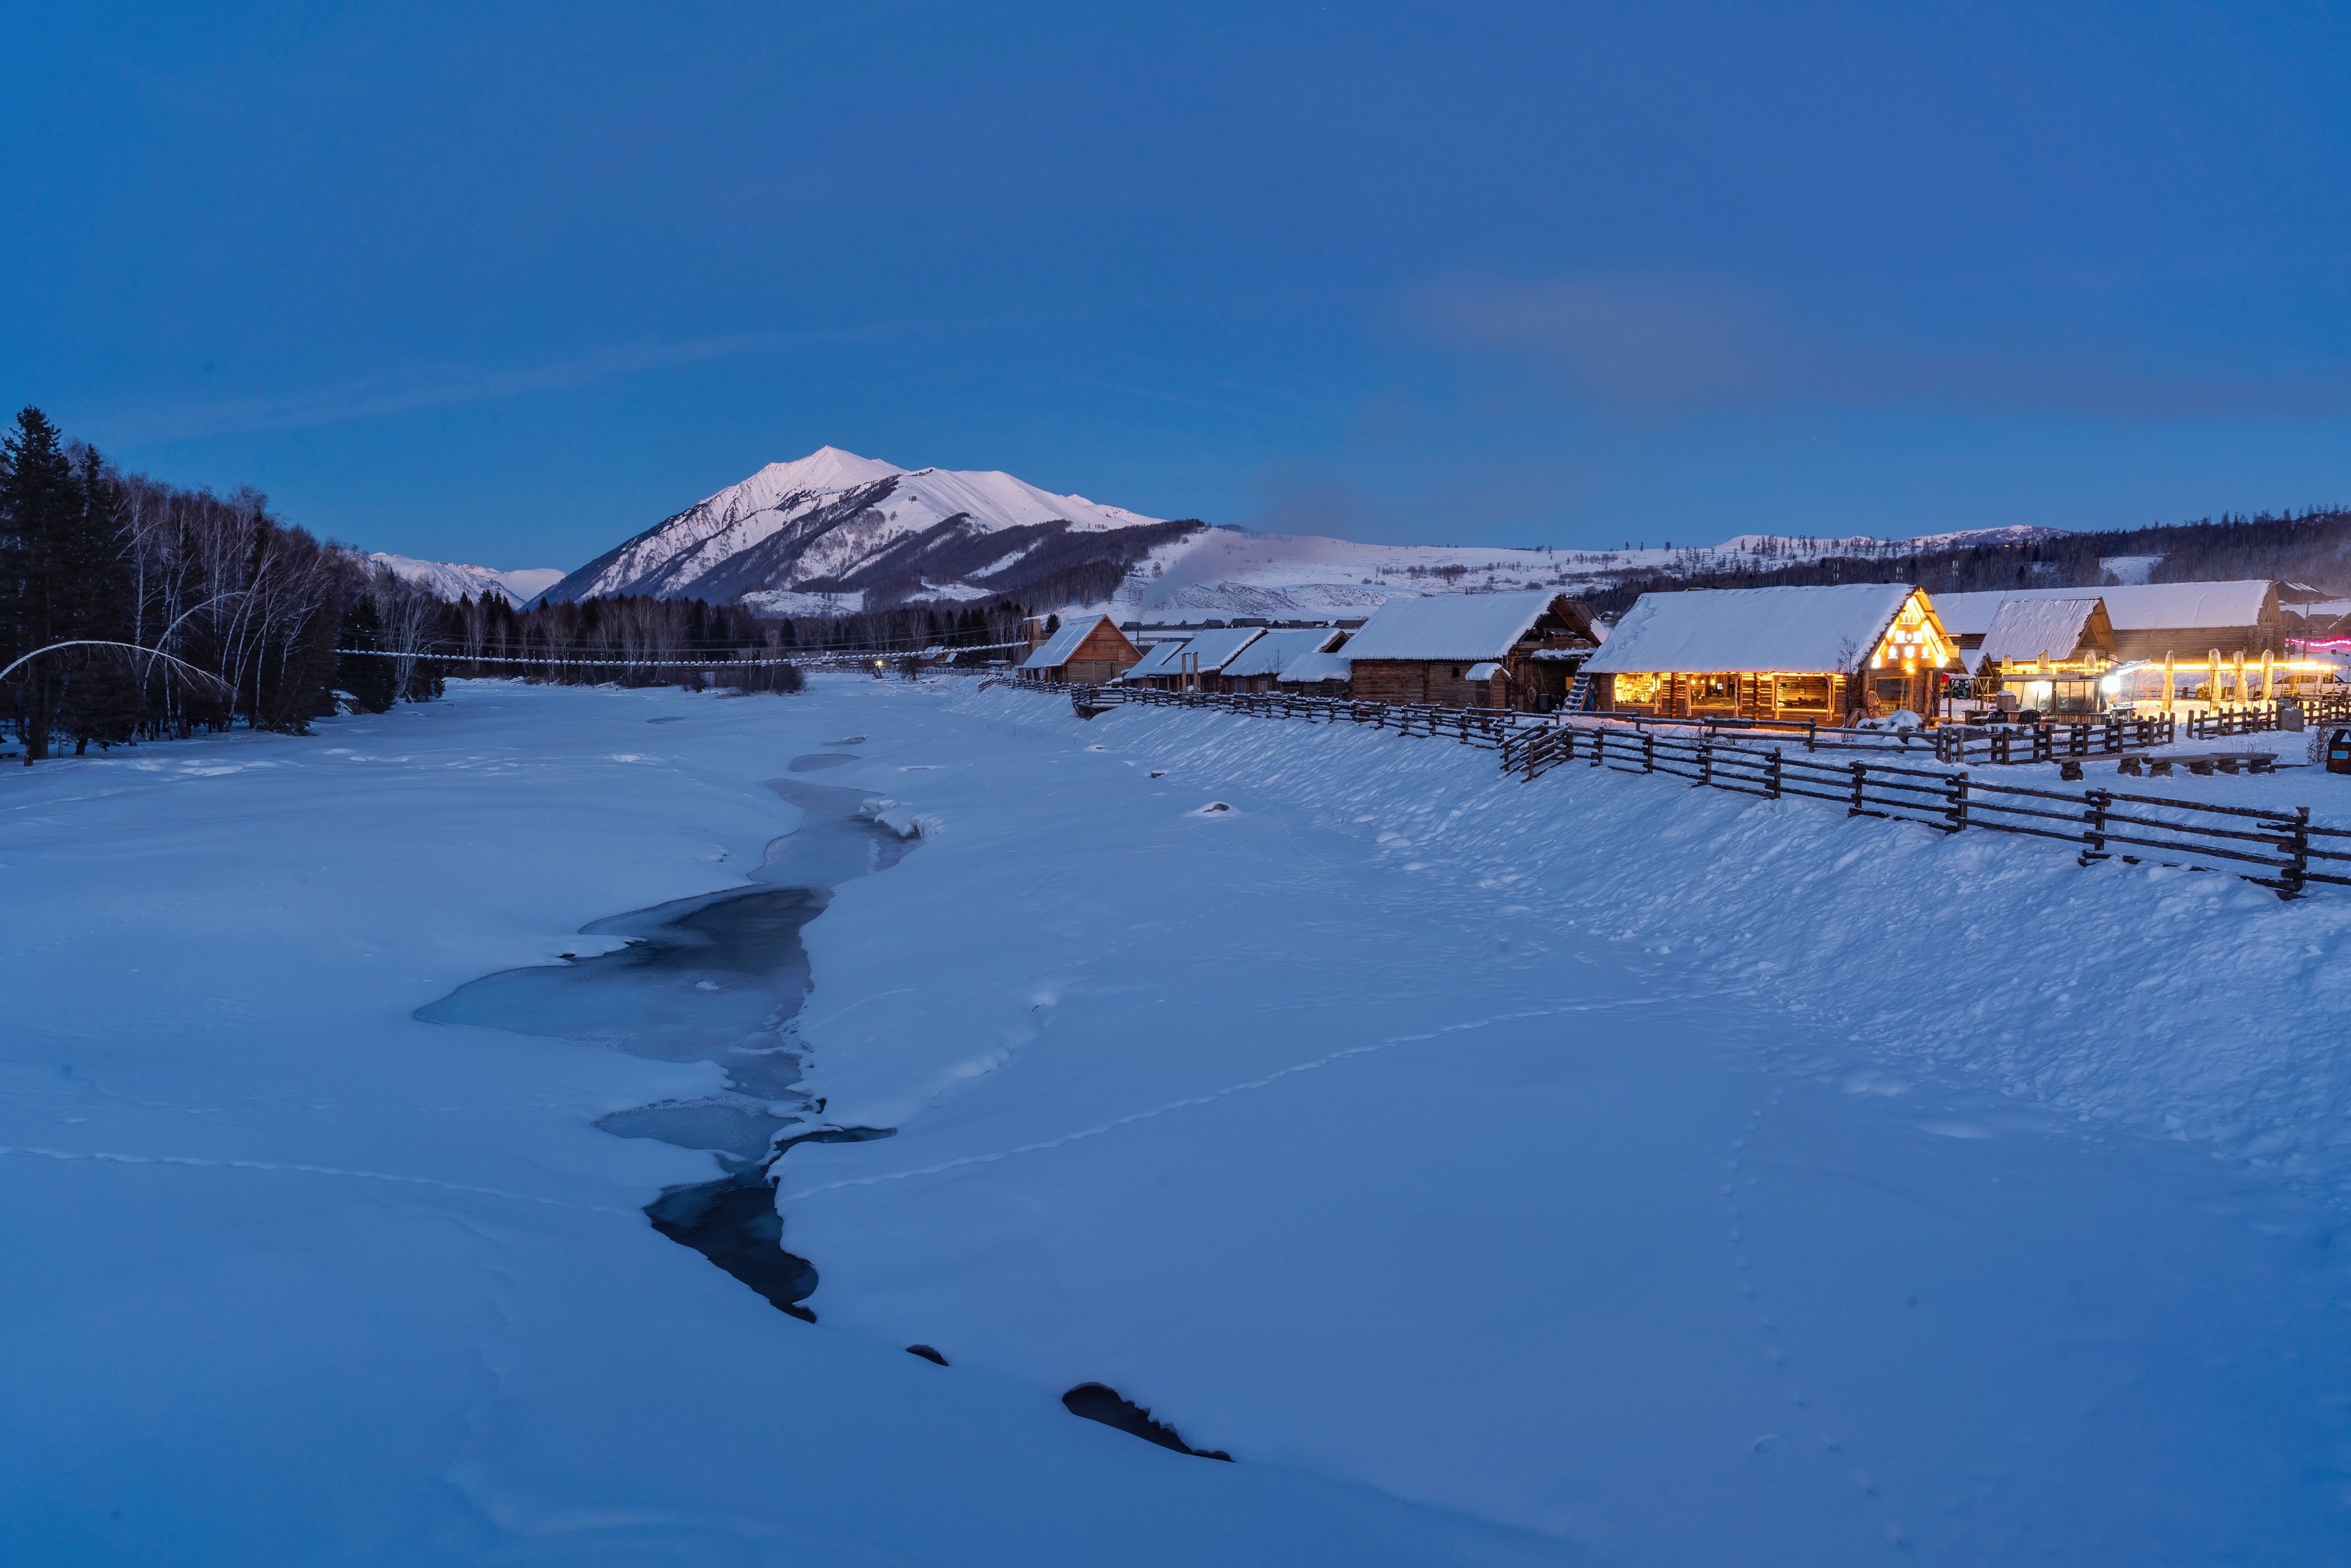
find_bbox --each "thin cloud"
[1422,273,2351,421]
[86,321,931,445]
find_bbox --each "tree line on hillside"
[432,596,1036,687]
[0,406,458,763]
[1584,506,2351,616]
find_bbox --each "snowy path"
[4,676,2349,1563]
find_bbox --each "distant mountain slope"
[370,554,564,603]
[539,447,1197,609]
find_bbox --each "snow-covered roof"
[1120,640,1191,680]
[1584,584,1920,674]
[1220,628,1341,678]
[1932,581,2274,637]
[1019,614,1114,670]
[1978,598,2101,665]
[1464,662,1504,681]
[1174,627,1265,673]
[1279,649,1353,684]
[1339,590,1590,662]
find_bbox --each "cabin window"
[1450,666,1462,679]
[1615,672,1664,705]
[1692,673,1739,708]
[1776,675,1830,711]
[1872,594,1952,670]
[1873,676,1911,705]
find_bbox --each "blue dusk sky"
[6,2,2350,569]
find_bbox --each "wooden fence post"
[1766,747,1783,799]
[1642,732,1657,774]
[1699,733,1715,789]
[2273,806,2310,899]
[1946,771,1969,834]
[1849,761,1867,815]
[2080,787,2112,866]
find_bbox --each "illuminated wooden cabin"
[1341,590,1604,711]
[1016,614,1143,685]
[1584,583,1959,723]
[1932,581,2282,663]
[1971,597,2117,715]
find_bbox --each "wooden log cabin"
[1584,583,1958,723]
[1017,614,1143,685]
[1341,590,1604,711]
[1970,596,2118,715]
[1932,581,2282,664]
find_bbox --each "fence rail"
[1019,673,2349,901]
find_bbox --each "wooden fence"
[1494,722,2346,898]
[1023,673,2350,900]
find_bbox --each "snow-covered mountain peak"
[542,449,1179,606]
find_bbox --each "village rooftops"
[1339,589,1602,662]
[1584,583,1925,675]
[1019,614,1114,671]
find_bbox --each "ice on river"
[5,674,2351,1565]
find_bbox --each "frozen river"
[3,674,2349,1564]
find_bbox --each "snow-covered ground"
[8,675,2351,1563]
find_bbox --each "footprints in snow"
[1724,1082,1910,1550]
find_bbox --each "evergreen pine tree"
[58,447,143,753]
[0,407,87,762]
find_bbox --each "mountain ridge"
[370,553,565,604]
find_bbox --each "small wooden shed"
[1017,614,1143,685]
[1584,583,1958,722]
[1276,634,1353,694]
[1340,590,1603,711]
[1220,628,1347,694]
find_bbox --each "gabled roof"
[1933,581,2275,636]
[1019,614,1115,670]
[1339,590,1595,662]
[1978,597,2102,664]
[1584,584,1920,674]
[1221,628,1342,678]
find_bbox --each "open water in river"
[416,769,911,1314]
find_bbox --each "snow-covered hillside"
[370,551,565,603]
[1086,522,2069,624]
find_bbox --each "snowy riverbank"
[6,674,2350,1563]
